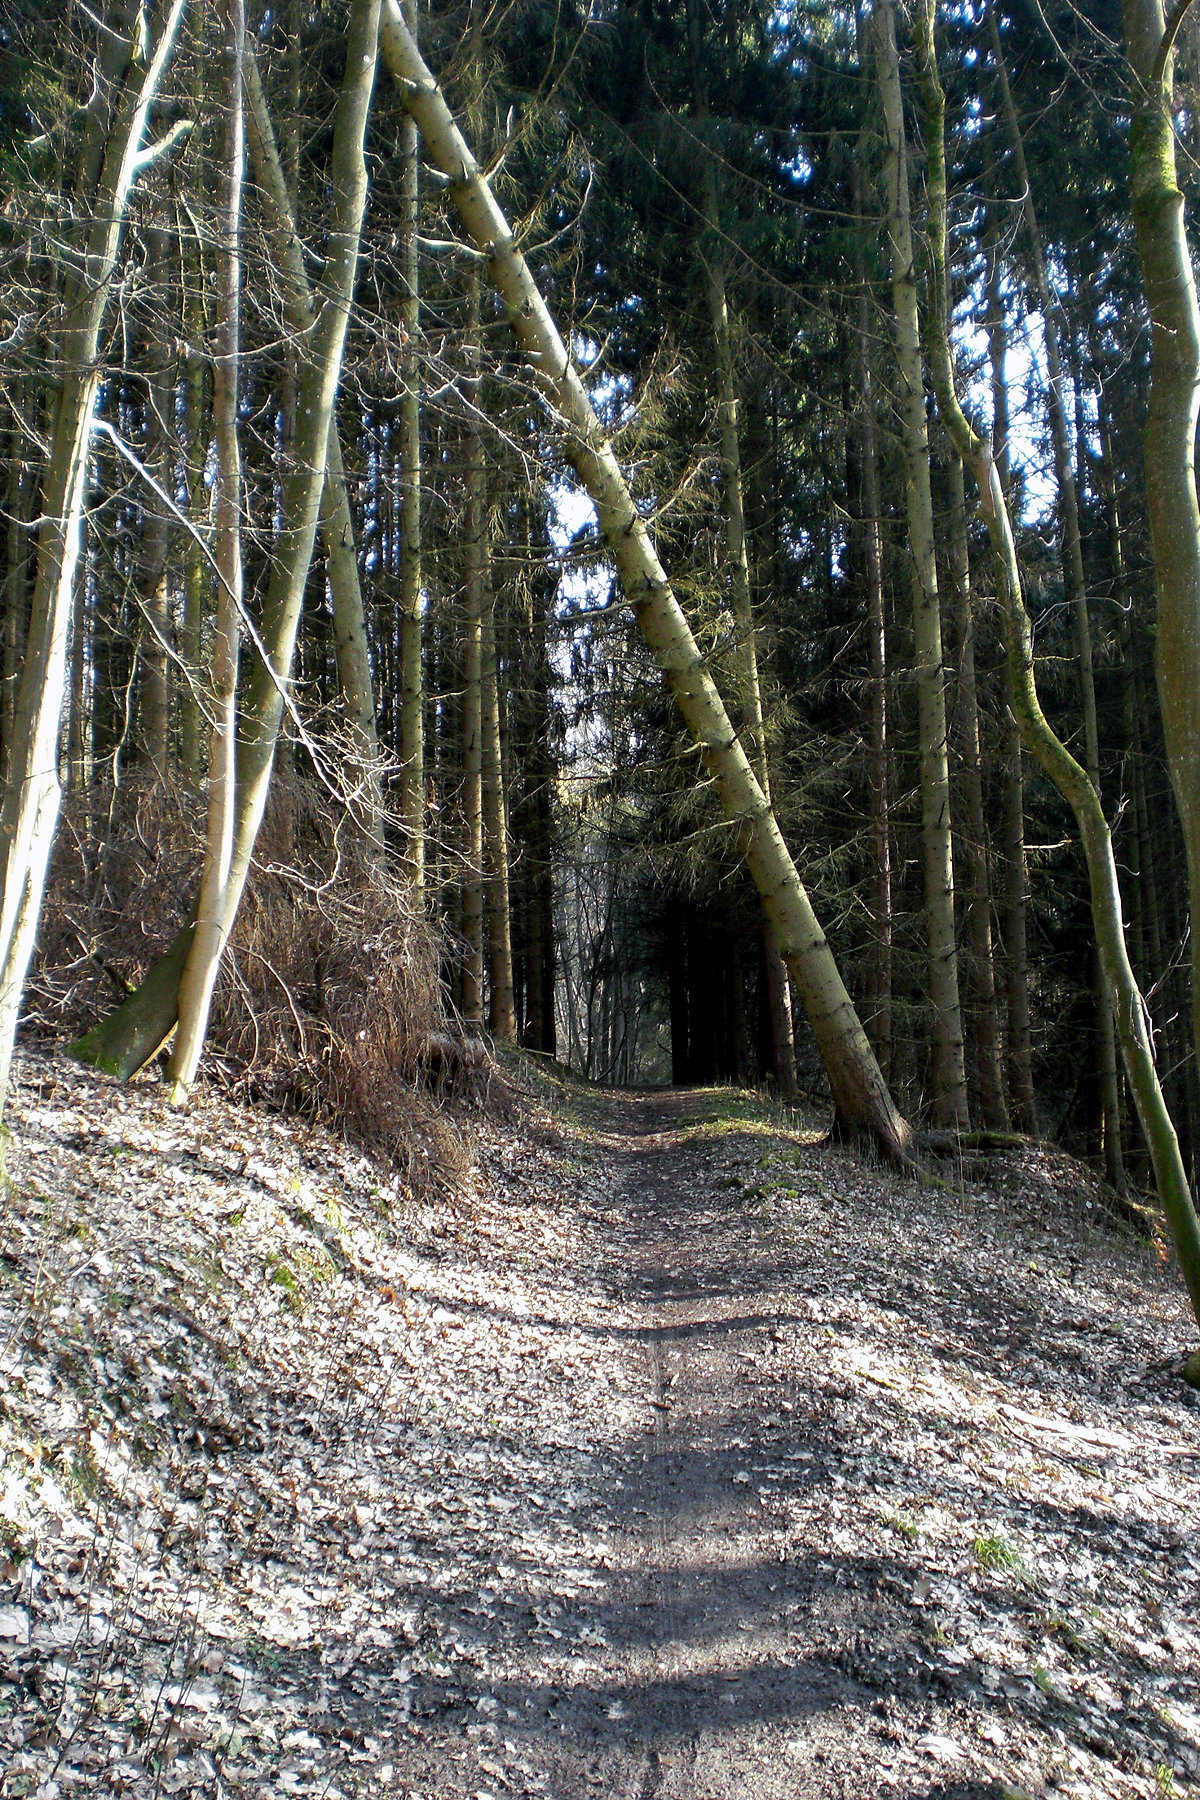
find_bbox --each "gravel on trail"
[0,1052,1197,1800]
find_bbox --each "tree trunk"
[982,177,1038,1132]
[180,223,207,784]
[136,224,173,780]
[397,0,424,885]
[168,0,245,1094]
[0,0,187,1112]
[853,155,893,1087]
[987,0,1124,1183]
[1121,0,1200,1151]
[378,0,911,1159]
[918,0,1200,1328]
[688,0,796,1100]
[460,268,486,1027]
[483,589,515,1041]
[947,452,1009,1130]
[872,0,968,1130]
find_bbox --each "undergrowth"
[30,774,487,1195]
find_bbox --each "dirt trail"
[2,1061,1198,1800]
[471,1088,941,1800]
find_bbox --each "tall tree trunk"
[987,0,1124,1183]
[169,0,382,1089]
[983,170,1038,1132]
[378,0,911,1159]
[1121,0,1200,1143]
[169,0,245,1095]
[947,451,1009,1129]
[180,220,207,784]
[918,0,1200,1327]
[853,163,894,1088]
[687,0,796,1099]
[2,400,33,785]
[397,0,424,885]
[0,0,187,1111]
[872,0,968,1130]
[460,268,486,1027]
[135,225,174,781]
[483,589,515,1041]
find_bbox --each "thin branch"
[1154,0,1197,86]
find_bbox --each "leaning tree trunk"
[917,0,1200,1328]
[1121,0,1200,1135]
[71,0,382,1087]
[377,0,910,1158]
[0,0,187,1113]
[872,0,968,1130]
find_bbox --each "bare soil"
[1,1056,1198,1800]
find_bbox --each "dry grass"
[30,773,488,1192]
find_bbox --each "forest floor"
[0,1050,1198,1800]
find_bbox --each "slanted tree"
[378,1,912,1159]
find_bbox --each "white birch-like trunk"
[0,0,187,1112]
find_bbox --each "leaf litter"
[0,1053,1195,1799]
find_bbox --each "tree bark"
[136,224,173,780]
[378,0,911,1159]
[483,589,516,1041]
[460,267,486,1027]
[853,161,894,1089]
[947,451,1009,1130]
[872,0,968,1130]
[1121,0,1200,1147]
[168,0,245,1094]
[397,0,425,885]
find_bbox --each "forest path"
[1,1057,1198,1800]
[547,1086,879,1799]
